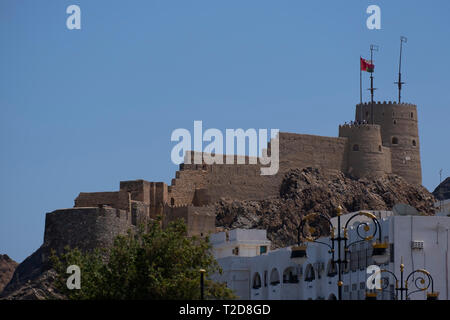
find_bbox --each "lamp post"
[199,269,206,300]
[290,206,388,300]
[367,258,438,300]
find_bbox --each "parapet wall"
[74,191,129,210]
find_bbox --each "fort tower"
[355,101,421,185]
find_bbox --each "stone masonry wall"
[43,207,135,254]
[167,132,349,203]
[339,124,391,179]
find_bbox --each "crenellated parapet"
[357,101,416,108]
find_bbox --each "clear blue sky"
[1,0,449,262]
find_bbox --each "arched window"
[304,264,315,282]
[270,268,280,286]
[326,260,337,277]
[328,293,337,300]
[283,267,299,283]
[353,144,359,151]
[391,137,399,145]
[412,140,416,146]
[252,273,262,289]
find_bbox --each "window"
[350,251,358,272]
[412,140,416,146]
[393,120,397,125]
[326,260,337,277]
[343,257,350,274]
[366,246,373,266]
[270,268,280,285]
[410,112,414,118]
[390,243,395,263]
[378,145,382,152]
[304,264,315,282]
[359,247,366,270]
[252,273,262,289]
[259,246,267,254]
[353,144,359,151]
[392,137,398,145]
[170,198,175,206]
[283,267,299,283]
[232,247,239,256]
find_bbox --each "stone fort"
[45,101,421,248]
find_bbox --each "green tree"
[51,219,235,300]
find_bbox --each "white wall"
[212,212,450,300]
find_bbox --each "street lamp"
[199,268,206,300]
[371,242,389,265]
[290,245,308,266]
[368,259,438,300]
[290,206,387,300]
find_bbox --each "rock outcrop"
[2,168,436,299]
[0,246,63,300]
[433,177,450,201]
[215,168,436,249]
[0,255,18,293]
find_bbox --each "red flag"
[360,57,374,72]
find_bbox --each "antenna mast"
[395,36,407,103]
[369,44,379,124]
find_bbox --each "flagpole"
[369,45,379,125]
[360,56,362,105]
[395,36,407,103]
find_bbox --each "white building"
[435,199,450,216]
[211,211,450,300]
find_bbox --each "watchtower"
[355,101,422,185]
[339,124,391,180]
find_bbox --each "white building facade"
[211,211,450,300]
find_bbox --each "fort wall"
[44,207,136,254]
[63,101,423,242]
[167,132,349,203]
[163,204,216,237]
[74,191,129,210]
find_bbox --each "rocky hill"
[433,177,450,201]
[0,255,18,293]
[216,167,436,249]
[1,167,436,299]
